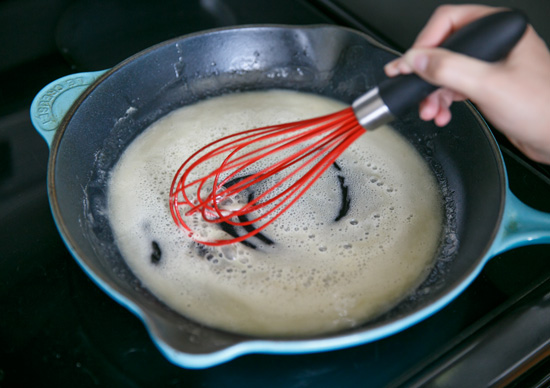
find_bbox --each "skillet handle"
[490,189,550,256]
[378,10,528,120]
[30,70,108,147]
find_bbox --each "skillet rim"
[44,23,507,366]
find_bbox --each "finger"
[384,60,400,77]
[419,88,461,126]
[384,59,413,77]
[434,106,452,127]
[385,5,503,78]
[401,47,494,101]
[412,4,504,48]
[418,90,449,119]
[418,93,439,121]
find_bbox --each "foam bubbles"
[107,90,443,337]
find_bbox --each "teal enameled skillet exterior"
[30,25,550,368]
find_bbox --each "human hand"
[384,4,550,164]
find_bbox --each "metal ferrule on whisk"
[351,87,394,130]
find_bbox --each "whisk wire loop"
[209,112,358,212]
[169,107,365,245]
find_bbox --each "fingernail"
[384,62,399,76]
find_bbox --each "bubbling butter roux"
[107,90,443,337]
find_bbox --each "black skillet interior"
[49,25,505,354]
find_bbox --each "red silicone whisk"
[169,10,527,246]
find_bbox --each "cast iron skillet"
[30,25,550,368]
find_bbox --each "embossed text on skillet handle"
[30,70,108,147]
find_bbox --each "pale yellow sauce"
[107,90,443,336]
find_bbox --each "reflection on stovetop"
[1,0,550,387]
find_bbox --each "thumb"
[401,47,494,102]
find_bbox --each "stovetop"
[1,1,550,387]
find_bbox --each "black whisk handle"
[375,9,528,122]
